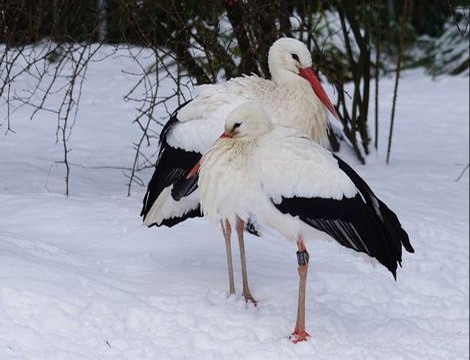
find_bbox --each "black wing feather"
[274,156,413,278]
[334,155,414,254]
[172,173,200,200]
[141,100,203,227]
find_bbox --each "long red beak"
[299,67,339,120]
[186,132,232,179]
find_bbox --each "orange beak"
[299,67,339,121]
[186,132,232,179]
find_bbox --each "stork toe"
[243,292,258,306]
[289,330,310,343]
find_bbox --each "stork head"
[223,102,274,139]
[268,37,339,120]
[268,38,313,77]
[186,103,274,179]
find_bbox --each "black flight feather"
[274,156,413,278]
[141,100,203,227]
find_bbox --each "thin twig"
[386,0,409,165]
[374,0,381,150]
[455,164,469,182]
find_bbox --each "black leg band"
[296,250,310,266]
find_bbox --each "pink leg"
[236,216,257,306]
[221,219,235,295]
[291,235,310,343]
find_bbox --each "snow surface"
[0,47,468,359]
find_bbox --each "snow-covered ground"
[0,48,468,360]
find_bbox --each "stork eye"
[232,122,242,130]
[291,53,300,62]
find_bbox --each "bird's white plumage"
[144,37,333,226]
[142,186,200,227]
[168,74,328,153]
[255,128,357,203]
[198,105,356,242]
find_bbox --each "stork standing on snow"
[193,103,414,343]
[141,37,339,303]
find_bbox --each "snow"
[0,47,469,359]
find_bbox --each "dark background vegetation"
[0,1,459,47]
[0,0,468,193]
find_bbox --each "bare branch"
[387,0,410,165]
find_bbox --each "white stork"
[194,103,414,343]
[141,37,339,303]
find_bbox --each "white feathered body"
[199,126,356,242]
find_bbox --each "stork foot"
[289,330,310,344]
[243,293,258,307]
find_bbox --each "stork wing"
[255,129,413,277]
[141,101,202,227]
[169,75,273,153]
[254,128,357,202]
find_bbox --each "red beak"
[186,132,232,179]
[299,67,339,120]
[219,132,232,139]
[186,160,201,179]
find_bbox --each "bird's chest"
[215,141,257,191]
[199,140,258,221]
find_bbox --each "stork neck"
[270,75,329,147]
[271,69,307,88]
